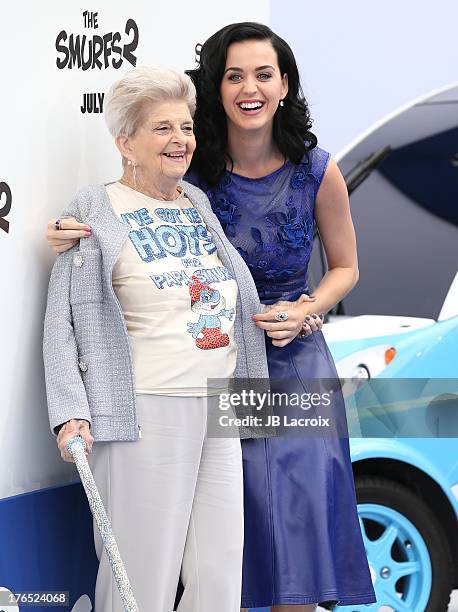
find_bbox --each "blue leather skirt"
[240,331,376,608]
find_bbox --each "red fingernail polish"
[84,230,91,236]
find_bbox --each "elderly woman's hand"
[46,217,91,254]
[252,294,323,347]
[56,419,94,463]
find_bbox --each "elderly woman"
[43,66,268,612]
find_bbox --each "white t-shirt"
[107,181,238,396]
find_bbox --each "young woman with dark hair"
[45,22,376,612]
[185,23,376,612]
[187,22,317,186]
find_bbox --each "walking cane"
[67,435,140,612]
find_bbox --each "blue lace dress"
[185,147,376,608]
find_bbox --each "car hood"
[323,314,435,343]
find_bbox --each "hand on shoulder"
[45,217,91,254]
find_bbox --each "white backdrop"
[0,0,270,500]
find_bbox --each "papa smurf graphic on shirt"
[107,182,238,395]
[187,275,235,349]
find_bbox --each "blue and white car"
[323,275,458,611]
[318,82,458,612]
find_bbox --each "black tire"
[355,476,454,612]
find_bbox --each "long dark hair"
[186,22,317,185]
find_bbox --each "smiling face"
[191,287,225,314]
[117,99,196,193]
[220,39,288,134]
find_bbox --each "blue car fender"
[350,437,458,517]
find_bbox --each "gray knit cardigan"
[43,181,269,442]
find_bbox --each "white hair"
[104,65,196,138]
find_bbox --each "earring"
[132,163,137,188]
[279,99,285,107]
[127,159,137,187]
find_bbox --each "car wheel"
[334,476,454,611]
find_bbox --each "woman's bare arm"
[308,158,359,314]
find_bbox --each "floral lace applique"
[290,156,318,190]
[211,195,241,237]
[206,165,315,287]
[236,203,311,284]
[266,201,311,252]
[236,244,297,282]
[208,174,241,238]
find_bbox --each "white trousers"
[87,394,244,612]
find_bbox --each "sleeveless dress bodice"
[186,146,330,303]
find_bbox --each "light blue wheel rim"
[335,503,432,611]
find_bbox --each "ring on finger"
[299,329,311,337]
[299,322,311,337]
[274,311,289,322]
[54,218,62,231]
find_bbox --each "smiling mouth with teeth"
[163,152,185,159]
[238,101,264,111]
